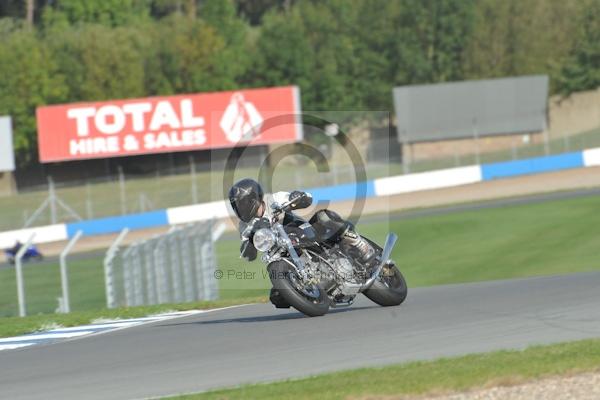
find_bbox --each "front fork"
[274,223,310,281]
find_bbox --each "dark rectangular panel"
[393,75,549,143]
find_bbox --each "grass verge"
[0,296,267,338]
[169,338,600,400]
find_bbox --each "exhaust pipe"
[361,233,398,291]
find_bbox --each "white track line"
[0,343,34,351]
[47,322,142,332]
[0,331,94,343]
[0,304,254,352]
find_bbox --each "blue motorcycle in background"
[4,243,44,265]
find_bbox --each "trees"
[465,0,580,87]
[0,0,597,162]
[48,25,148,101]
[558,0,600,95]
[252,7,313,101]
[390,0,475,85]
[40,0,150,27]
[0,29,67,163]
[149,16,227,94]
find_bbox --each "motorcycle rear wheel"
[267,261,329,317]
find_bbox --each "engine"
[331,256,357,284]
[300,247,366,297]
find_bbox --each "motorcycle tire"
[363,263,407,307]
[267,261,329,317]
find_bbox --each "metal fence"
[104,222,220,309]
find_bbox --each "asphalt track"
[0,271,599,400]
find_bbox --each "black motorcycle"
[245,199,407,317]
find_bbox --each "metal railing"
[104,221,220,309]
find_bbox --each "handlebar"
[270,200,293,215]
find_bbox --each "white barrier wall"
[166,201,230,225]
[583,148,600,167]
[374,166,482,196]
[0,225,68,249]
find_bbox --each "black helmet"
[228,178,264,222]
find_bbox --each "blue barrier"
[308,180,376,203]
[66,210,169,238]
[481,151,584,181]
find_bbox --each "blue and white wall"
[2,147,600,248]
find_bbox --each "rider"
[228,178,376,264]
[9,240,22,255]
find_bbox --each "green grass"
[0,257,106,317]
[1,193,599,332]
[361,194,600,287]
[169,338,600,400]
[0,296,268,339]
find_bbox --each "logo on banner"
[219,93,263,143]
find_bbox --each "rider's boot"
[340,227,376,265]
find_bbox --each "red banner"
[37,86,302,162]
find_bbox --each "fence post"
[47,176,58,224]
[85,182,94,219]
[192,224,206,300]
[132,244,144,306]
[542,117,550,155]
[168,229,184,303]
[118,166,126,215]
[15,234,36,317]
[144,239,157,304]
[200,225,219,301]
[190,156,198,204]
[472,118,481,165]
[153,236,169,303]
[180,227,195,302]
[187,227,200,301]
[103,228,129,309]
[59,230,83,313]
[123,245,135,306]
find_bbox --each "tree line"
[0,0,599,165]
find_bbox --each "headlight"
[253,228,276,252]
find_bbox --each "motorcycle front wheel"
[267,261,329,317]
[363,263,407,307]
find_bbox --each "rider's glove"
[289,191,312,209]
[240,239,257,261]
[239,219,262,261]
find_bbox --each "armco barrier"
[2,146,600,246]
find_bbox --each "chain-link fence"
[104,222,219,309]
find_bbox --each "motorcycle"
[246,199,407,317]
[4,245,44,265]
